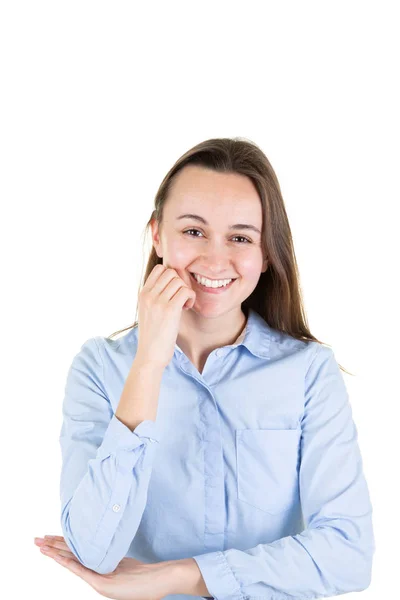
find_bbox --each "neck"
[176,306,248,369]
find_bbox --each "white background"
[1,1,398,598]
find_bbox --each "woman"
[34,137,375,600]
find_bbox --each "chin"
[190,302,236,318]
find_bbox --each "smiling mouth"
[189,272,238,290]
[189,272,237,282]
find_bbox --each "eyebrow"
[176,213,261,235]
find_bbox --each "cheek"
[164,240,196,268]
[238,255,264,279]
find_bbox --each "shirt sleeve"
[192,344,376,600]
[59,337,161,574]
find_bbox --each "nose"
[199,241,233,275]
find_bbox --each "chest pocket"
[236,428,300,514]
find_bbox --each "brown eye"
[231,235,251,244]
[183,229,203,237]
[183,229,251,243]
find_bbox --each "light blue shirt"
[59,307,375,600]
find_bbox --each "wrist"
[167,558,210,597]
[133,353,166,371]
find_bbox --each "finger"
[40,538,75,555]
[41,547,80,564]
[50,539,73,552]
[39,543,79,565]
[142,264,166,291]
[40,545,76,562]
[171,285,196,309]
[35,535,66,545]
[55,549,82,563]
[147,267,181,298]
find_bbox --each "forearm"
[115,355,164,433]
[166,558,211,597]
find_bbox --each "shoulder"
[68,326,138,371]
[270,332,338,386]
[268,328,323,366]
[90,326,139,366]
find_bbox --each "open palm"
[34,535,170,600]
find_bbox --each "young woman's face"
[151,165,268,317]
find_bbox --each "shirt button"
[112,504,121,512]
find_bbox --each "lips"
[190,272,237,283]
[189,271,237,293]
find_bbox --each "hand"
[34,535,174,600]
[136,264,196,368]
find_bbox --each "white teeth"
[192,273,233,288]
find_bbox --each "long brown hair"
[107,137,352,375]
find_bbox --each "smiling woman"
[47,137,374,600]
[110,139,353,373]
[109,139,349,371]
[147,161,270,339]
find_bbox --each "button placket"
[198,387,226,550]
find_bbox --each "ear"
[261,256,268,273]
[150,218,163,258]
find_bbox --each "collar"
[174,308,277,360]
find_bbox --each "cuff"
[96,414,161,460]
[192,550,244,600]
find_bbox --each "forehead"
[166,165,262,219]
